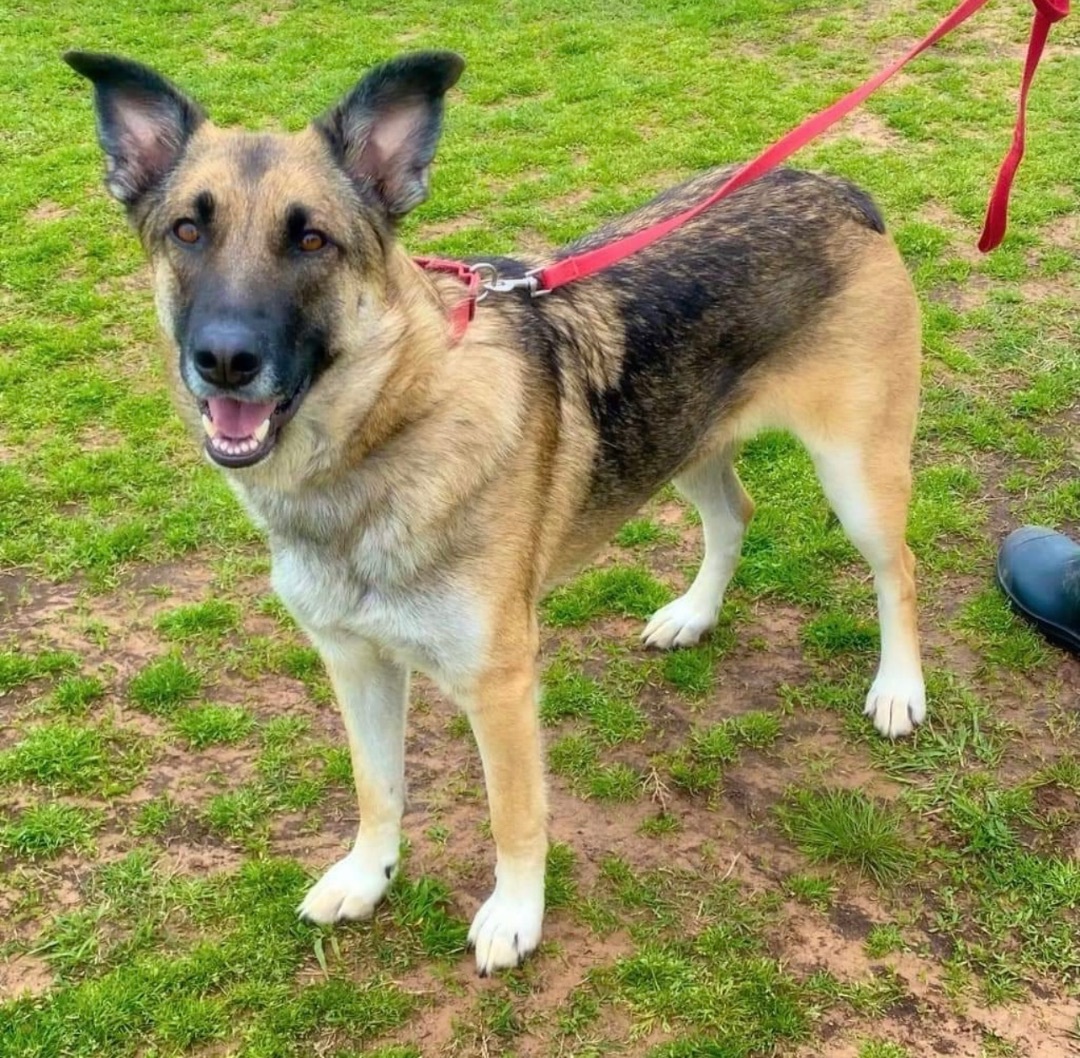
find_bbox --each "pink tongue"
[206,398,277,439]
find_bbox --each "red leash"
[418,0,1068,335]
[979,0,1069,251]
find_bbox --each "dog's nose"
[192,322,263,388]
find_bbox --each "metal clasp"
[473,263,549,300]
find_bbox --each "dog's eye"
[173,220,201,245]
[299,230,327,253]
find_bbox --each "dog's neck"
[225,248,528,574]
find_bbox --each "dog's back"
[476,166,918,571]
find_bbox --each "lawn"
[1,0,1079,1055]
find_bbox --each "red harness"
[417,0,1068,342]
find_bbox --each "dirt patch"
[0,952,52,1001]
[822,108,905,151]
[783,896,1080,1057]
[416,215,482,241]
[25,200,71,223]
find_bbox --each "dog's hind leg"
[642,450,753,649]
[297,633,407,923]
[803,434,924,739]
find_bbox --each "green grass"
[0,649,80,695]
[127,654,202,716]
[775,788,916,885]
[47,675,106,715]
[173,703,254,748]
[0,802,103,859]
[668,711,783,795]
[2,0,1078,1051]
[0,720,148,795]
[543,565,672,626]
[155,599,241,642]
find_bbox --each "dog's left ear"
[315,51,464,219]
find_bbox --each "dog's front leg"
[460,643,548,975]
[297,631,407,924]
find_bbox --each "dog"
[66,49,926,974]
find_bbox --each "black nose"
[191,322,263,388]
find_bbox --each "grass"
[775,788,916,885]
[173,703,254,748]
[2,0,1078,1052]
[0,720,148,795]
[127,654,202,716]
[0,802,103,859]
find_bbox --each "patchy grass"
[127,654,202,716]
[0,802,103,860]
[775,788,916,885]
[2,0,1078,1052]
[172,703,254,749]
[0,720,148,795]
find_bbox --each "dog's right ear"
[63,52,206,207]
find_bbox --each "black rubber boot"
[996,526,1080,657]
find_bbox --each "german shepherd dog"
[67,50,925,973]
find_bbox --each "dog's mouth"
[199,381,308,468]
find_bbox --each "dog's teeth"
[201,414,217,438]
[253,419,270,443]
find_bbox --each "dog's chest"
[269,535,487,687]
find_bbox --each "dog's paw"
[297,850,396,925]
[468,864,544,976]
[864,672,926,739]
[641,595,715,650]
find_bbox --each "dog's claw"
[864,673,926,739]
[641,596,716,650]
[297,852,396,924]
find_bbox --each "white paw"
[468,862,545,975]
[297,849,396,924]
[641,595,716,650]
[864,672,926,739]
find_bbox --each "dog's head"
[65,50,464,470]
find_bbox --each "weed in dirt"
[155,598,241,641]
[549,733,599,789]
[865,922,906,958]
[0,719,147,795]
[173,703,254,749]
[386,874,470,962]
[0,648,79,694]
[801,611,879,660]
[660,644,716,699]
[542,655,648,745]
[319,745,353,787]
[203,786,270,839]
[775,788,915,885]
[129,794,178,838]
[47,675,105,715]
[590,763,643,802]
[543,565,672,626]
[956,588,1052,671]
[639,813,682,837]
[546,842,578,910]
[592,892,813,1053]
[858,1041,910,1058]
[784,873,836,911]
[614,517,673,549]
[668,711,782,795]
[0,802,102,859]
[127,654,202,716]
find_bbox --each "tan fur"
[94,81,925,972]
